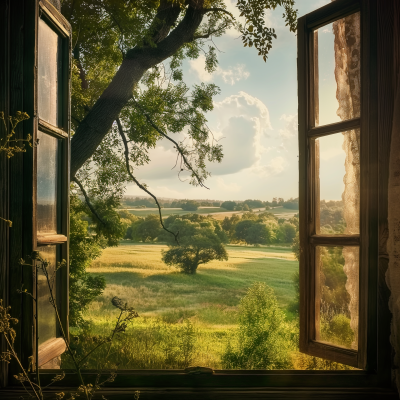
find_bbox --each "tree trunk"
[70,4,205,178]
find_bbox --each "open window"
[34,1,71,368]
[298,0,370,369]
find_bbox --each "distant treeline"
[119,210,299,246]
[120,197,299,211]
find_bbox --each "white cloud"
[189,55,250,85]
[251,156,287,177]
[216,177,241,193]
[207,91,272,175]
[279,113,297,139]
[218,65,250,85]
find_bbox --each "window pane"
[316,246,359,350]
[314,12,360,127]
[37,131,59,234]
[37,246,57,346]
[316,129,360,234]
[38,19,62,127]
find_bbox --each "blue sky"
[125,0,334,202]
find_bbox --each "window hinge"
[184,366,214,375]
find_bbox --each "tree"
[181,200,199,211]
[221,200,237,211]
[276,222,296,243]
[136,214,162,242]
[243,199,264,209]
[221,214,241,241]
[161,219,228,274]
[291,232,300,261]
[235,203,251,211]
[235,219,255,243]
[246,222,272,245]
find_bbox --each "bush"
[222,282,295,369]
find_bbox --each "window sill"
[0,387,398,400]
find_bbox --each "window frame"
[33,0,71,368]
[298,0,382,371]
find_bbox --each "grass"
[70,243,298,369]
[87,243,297,320]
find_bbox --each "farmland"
[123,206,298,220]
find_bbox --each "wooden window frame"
[298,0,386,372]
[33,0,71,368]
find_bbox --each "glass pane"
[316,246,359,350]
[38,19,62,126]
[37,131,59,234]
[314,12,360,127]
[37,246,57,346]
[316,129,360,234]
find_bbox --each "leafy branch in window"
[237,0,298,62]
[0,111,35,227]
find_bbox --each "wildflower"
[0,299,18,343]
[111,296,124,310]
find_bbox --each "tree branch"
[202,8,234,19]
[71,177,106,227]
[131,98,210,190]
[70,4,205,178]
[116,118,179,244]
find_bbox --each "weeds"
[0,252,140,399]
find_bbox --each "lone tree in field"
[162,219,228,274]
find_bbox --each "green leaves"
[161,216,228,274]
[236,0,298,62]
[222,282,295,369]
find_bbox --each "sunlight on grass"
[79,243,298,369]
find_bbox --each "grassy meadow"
[73,243,298,369]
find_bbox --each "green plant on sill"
[0,111,33,227]
[0,252,140,400]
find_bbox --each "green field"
[74,243,298,369]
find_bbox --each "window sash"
[33,0,71,369]
[298,0,371,369]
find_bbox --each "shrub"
[222,282,294,369]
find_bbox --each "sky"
[125,0,337,202]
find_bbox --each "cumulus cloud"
[251,156,287,177]
[279,114,297,139]
[207,91,272,175]
[216,177,241,193]
[189,55,250,85]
